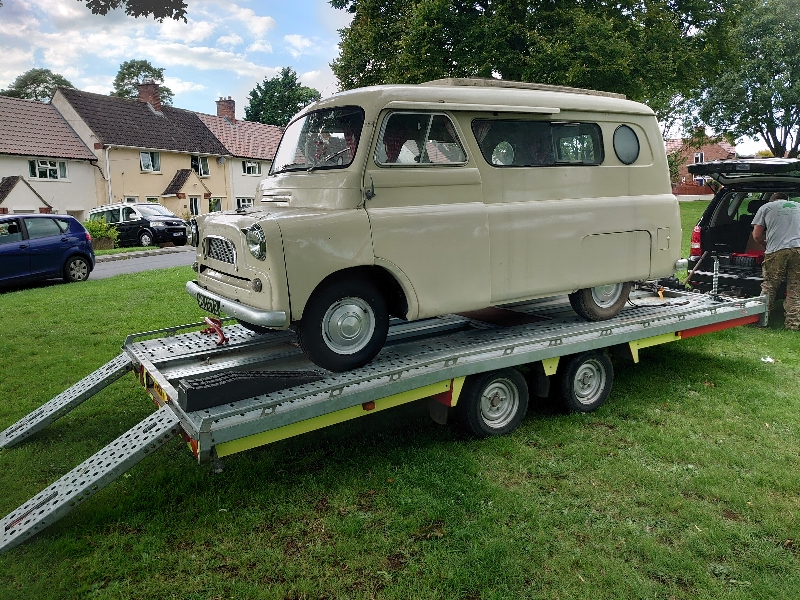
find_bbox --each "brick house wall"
[665,137,736,192]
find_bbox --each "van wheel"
[297,278,389,372]
[139,231,153,246]
[559,351,613,412]
[457,369,529,438]
[63,256,90,282]
[569,282,631,320]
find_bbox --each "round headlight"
[189,219,199,247]
[246,223,267,260]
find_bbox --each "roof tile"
[196,113,282,160]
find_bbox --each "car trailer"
[0,285,767,553]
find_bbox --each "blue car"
[0,214,95,287]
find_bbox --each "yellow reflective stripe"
[449,376,466,407]
[215,379,454,458]
[628,332,681,363]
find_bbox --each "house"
[196,97,282,209]
[0,95,97,219]
[51,84,231,219]
[665,134,736,194]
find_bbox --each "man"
[752,192,800,329]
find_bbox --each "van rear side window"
[472,120,603,167]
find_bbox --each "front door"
[0,218,29,283]
[364,111,489,319]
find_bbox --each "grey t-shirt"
[752,199,800,253]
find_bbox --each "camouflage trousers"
[761,247,800,330]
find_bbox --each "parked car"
[187,78,684,371]
[0,214,95,287]
[686,158,800,296]
[88,203,187,247]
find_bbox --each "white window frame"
[189,196,200,216]
[242,160,262,176]
[694,152,705,163]
[209,197,222,212]
[125,196,138,203]
[28,159,68,180]
[146,197,159,203]
[192,155,210,177]
[236,197,254,209]
[140,151,161,172]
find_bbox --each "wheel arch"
[291,264,413,323]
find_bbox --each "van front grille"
[206,236,236,264]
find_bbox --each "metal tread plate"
[0,406,181,554]
[0,353,133,449]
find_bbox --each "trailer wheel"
[559,351,613,412]
[297,278,389,372]
[569,282,632,321]
[457,369,529,438]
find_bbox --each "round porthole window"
[613,125,640,164]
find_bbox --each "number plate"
[197,292,221,316]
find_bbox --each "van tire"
[569,282,631,321]
[558,351,613,412]
[297,278,389,372]
[63,256,90,282]
[139,231,153,247]
[457,368,529,438]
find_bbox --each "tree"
[0,68,75,102]
[696,0,800,158]
[79,0,187,21]
[330,0,747,122]
[111,59,174,106]
[245,68,322,127]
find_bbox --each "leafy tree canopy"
[695,0,800,157]
[330,0,747,122]
[245,67,322,127]
[111,59,174,106]
[0,68,75,102]
[79,0,187,21]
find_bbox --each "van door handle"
[365,174,376,200]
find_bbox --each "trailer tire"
[569,282,631,321]
[297,278,389,372]
[559,351,613,412]
[457,368,529,438]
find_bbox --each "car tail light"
[85,232,92,242]
[689,225,702,256]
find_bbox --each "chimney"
[137,81,161,112]
[216,96,235,122]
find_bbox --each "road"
[91,248,195,279]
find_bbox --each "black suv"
[686,158,800,296]
[88,203,187,247]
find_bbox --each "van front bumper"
[186,280,288,328]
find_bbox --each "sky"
[0,0,352,118]
[0,0,769,154]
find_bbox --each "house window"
[209,198,222,212]
[694,152,705,163]
[28,159,68,180]
[192,155,210,177]
[189,196,200,216]
[146,197,159,203]
[140,151,161,172]
[242,160,262,175]
[236,197,253,209]
[125,196,138,203]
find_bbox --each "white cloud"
[284,34,316,59]
[300,68,340,98]
[246,41,273,54]
[164,76,207,94]
[226,4,277,38]
[159,19,216,43]
[217,33,244,47]
[0,48,35,88]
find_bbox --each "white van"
[187,78,683,371]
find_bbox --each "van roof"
[299,78,653,119]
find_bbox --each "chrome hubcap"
[69,260,88,280]
[591,283,623,308]
[322,297,375,355]
[480,378,519,429]
[572,359,606,405]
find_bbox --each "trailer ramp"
[0,353,133,449]
[0,405,180,553]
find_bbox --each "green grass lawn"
[1,205,799,599]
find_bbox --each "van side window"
[472,120,603,167]
[376,112,466,166]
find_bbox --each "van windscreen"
[271,107,365,175]
[472,120,603,167]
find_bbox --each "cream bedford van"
[187,78,683,371]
